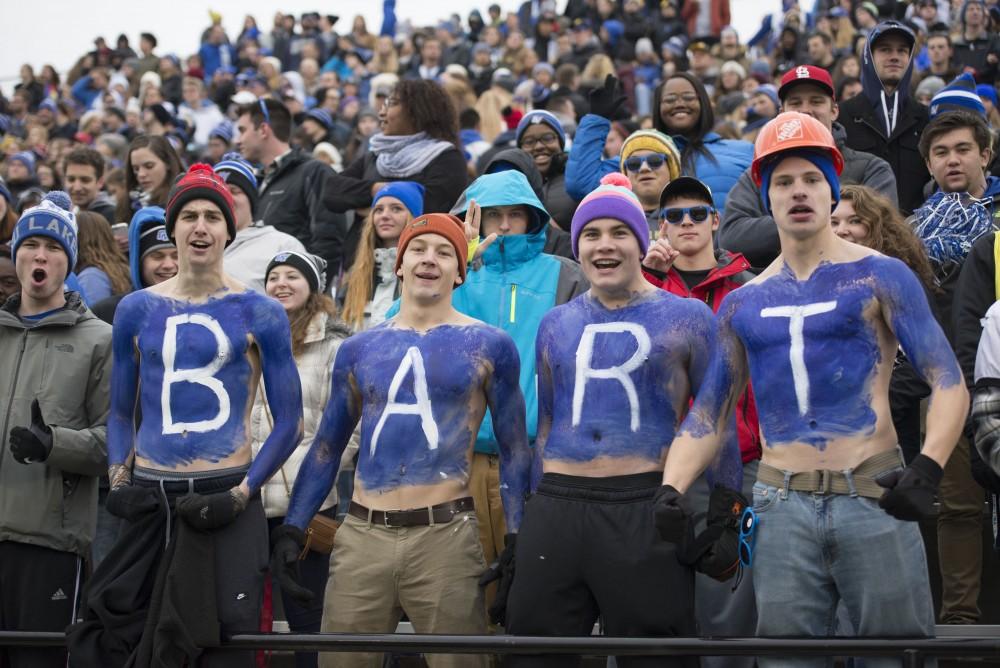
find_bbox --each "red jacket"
[643,250,761,463]
[681,0,731,39]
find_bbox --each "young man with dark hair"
[656,112,967,664]
[504,174,743,668]
[69,165,304,666]
[1,192,112,667]
[952,0,1000,82]
[838,21,930,214]
[914,33,959,88]
[807,31,836,71]
[916,106,1000,625]
[63,147,115,224]
[274,212,531,668]
[236,98,347,280]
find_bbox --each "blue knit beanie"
[10,151,36,177]
[214,152,259,218]
[759,149,841,214]
[11,191,78,270]
[373,181,425,217]
[930,73,987,119]
[516,110,566,150]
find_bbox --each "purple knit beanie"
[570,173,649,259]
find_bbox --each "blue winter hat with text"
[11,191,78,270]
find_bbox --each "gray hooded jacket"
[0,292,112,557]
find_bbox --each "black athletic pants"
[0,541,82,668]
[504,472,697,668]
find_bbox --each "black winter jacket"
[258,148,347,278]
[324,146,469,219]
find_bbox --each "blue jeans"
[752,478,935,668]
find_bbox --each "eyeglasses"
[662,205,715,224]
[661,93,699,106]
[382,95,400,109]
[738,506,757,568]
[258,98,271,126]
[623,153,670,172]
[520,132,559,149]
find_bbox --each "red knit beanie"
[165,163,237,247]
[395,213,468,285]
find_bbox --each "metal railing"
[2,631,1000,667]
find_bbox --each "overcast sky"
[2,0,779,93]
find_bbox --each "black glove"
[176,487,248,530]
[106,485,162,521]
[877,454,943,521]
[588,74,627,120]
[686,486,748,582]
[652,484,691,544]
[9,399,53,464]
[478,533,517,626]
[270,524,315,604]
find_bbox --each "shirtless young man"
[656,112,969,668]
[272,213,531,668]
[103,164,304,666]
[503,174,744,668]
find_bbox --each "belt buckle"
[383,510,401,528]
[821,470,833,495]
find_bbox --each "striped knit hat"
[570,173,649,259]
[930,73,987,119]
[214,152,259,218]
[619,129,681,181]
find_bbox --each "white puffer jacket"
[251,311,358,518]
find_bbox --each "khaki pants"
[319,510,489,668]
[469,452,508,611]
[937,436,985,623]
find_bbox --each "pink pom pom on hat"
[570,172,650,259]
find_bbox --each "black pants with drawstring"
[504,472,697,668]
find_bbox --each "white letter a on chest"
[370,346,440,455]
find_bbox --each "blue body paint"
[687,255,961,450]
[286,322,531,530]
[108,290,303,492]
[535,290,742,490]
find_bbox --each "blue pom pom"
[221,151,246,163]
[42,190,72,212]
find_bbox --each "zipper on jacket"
[0,330,31,470]
[509,284,517,323]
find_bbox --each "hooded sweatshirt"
[839,22,930,213]
[860,23,916,139]
[450,171,588,454]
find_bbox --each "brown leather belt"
[756,448,903,499]
[348,496,476,527]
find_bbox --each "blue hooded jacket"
[127,207,167,290]
[454,172,588,454]
[452,171,589,454]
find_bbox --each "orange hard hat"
[750,111,844,186]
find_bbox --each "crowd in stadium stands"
[1,0,1000,667]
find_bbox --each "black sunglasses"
[662,205,714,224]
[624,153,669,172]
